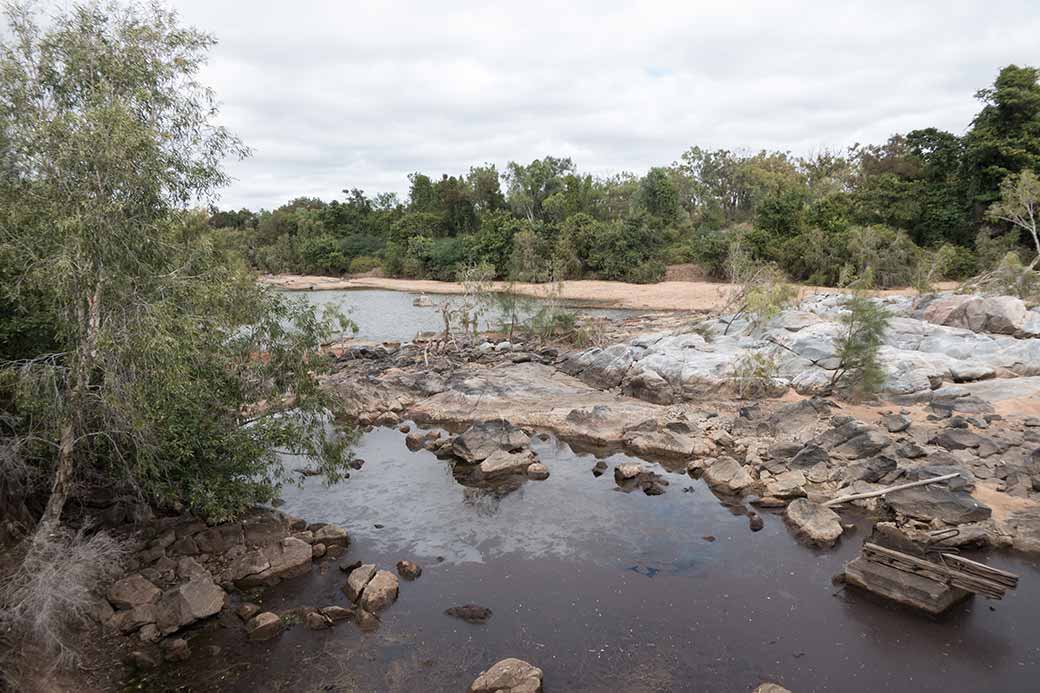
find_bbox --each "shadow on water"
[151,425,1040,693]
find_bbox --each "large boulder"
[469,658,544,693]
[311,524,349,547]
[155,578,226,634]
[233,537,313,588]
[785,499,843,547]
[108,574,161,610]
[359,570,399,612]
[702,457,754,494]
[453,420,531,463]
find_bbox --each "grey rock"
[703,456,754,494]
[453,420,531,463]
[469,658,543,693]
[785,499,844,547]
[884,486,991,524]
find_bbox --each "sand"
[259,273,951,313]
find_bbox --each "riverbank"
[259,273,958,312]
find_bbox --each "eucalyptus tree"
[0,1,353,533]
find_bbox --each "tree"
[636,167,682,223]
[964,65,1040,208]
[830,293,891,399]
[987,169,1040,268]
[504,156,575,222]
[0,1,353,534]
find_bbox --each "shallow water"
[157,426,1040,693]
[291,288,639,342]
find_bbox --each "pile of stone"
[101,509,350,666]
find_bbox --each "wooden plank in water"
[862,543,1007,600]
[940,553,1019,589]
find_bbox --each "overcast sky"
[161,0,1040,210]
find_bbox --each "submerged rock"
[526,462,550,480]
[396,560,423,580]
[245,612,282,641]
[469,658,543,693]
[479,449,537,478]
[445,604,493,623]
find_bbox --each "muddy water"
[157,426,1040,693]
[293,288,639,342]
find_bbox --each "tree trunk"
[36,283,102,533]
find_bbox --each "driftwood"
[941,553,1019,589]
[862,543,1013,600]
[823,473,961,507]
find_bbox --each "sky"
[156,0,1040,210]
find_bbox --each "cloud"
[164,0,1040,209]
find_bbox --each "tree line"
[211,64,1040,289]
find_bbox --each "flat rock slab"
[844,556,971,615]
[884,486,991,524]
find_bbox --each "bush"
[975,228,1024,272]
[348,255,381,274]
[625,260,666,284]
[845,225,922,288]
[830,294,891,399]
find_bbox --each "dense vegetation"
[0,1,352,539]
[211,64,1040,289]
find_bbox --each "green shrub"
[348,255,381,274]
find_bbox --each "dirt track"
[260,273,951,312]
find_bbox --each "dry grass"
[0,527,126,683]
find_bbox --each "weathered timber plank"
[863,544,1007,599]
[940,554,1019,588]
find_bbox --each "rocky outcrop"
[469,658,543,693]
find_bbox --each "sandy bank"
[260,273,951,312]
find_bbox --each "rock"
[469,658,543,693]
[138,623,160,643]
[405,430,426,450]
[235,537,313,588]
[479,449,537,478]
[445,604,493,623]
[236,603,260,621]
[613,463,643,483]
[355,608,381,631]
[494,341,512,352]
[320,605,354,622]
[396,560,422,580]
[109,605,158,634]
[245,612,282,641]
[754,684,792,693]
[453,420,531,463]
[624,429,709,458]
[930,429,985,451]
[343,563,377,602]
[312,524,350,547]
[176,557,209,582]
[884,486,991,524]
[748,512,765,531]
[785,499,844,547]
[161,638,190,663]
[169,535,199,557]
[155,577,226,635]
[702,457,754,494]
[832,431,891,460]
[360,570,398,612]
[765,470,807,499]
[108,574,161,610]
[304,610,332,630]
[896,441,927,459]
[841,455,897,485]
[312,543,326,559]
[592,460,608,477]
[790,443,829,468]
[526,462,550,480]
[125,651,158,670]
[882,414,911,433]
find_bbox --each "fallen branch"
[823,473,960,507]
